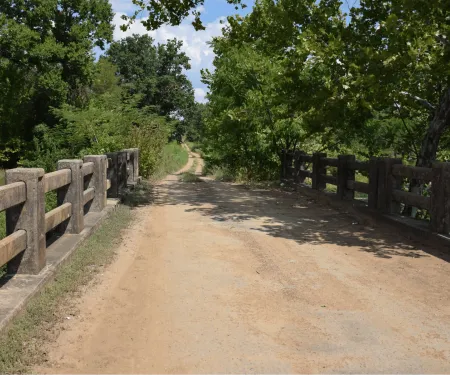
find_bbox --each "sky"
[104,0,358,103]
[104,0,255,104]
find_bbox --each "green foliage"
[121,0,246,31]
[203,0,450,181]
[151,142,189,181]
[107,35,195,118]
[20,50,194,178]
[0,0,114,166]
[179,172,202,183]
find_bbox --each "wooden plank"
[82,162,95,176]
[322,158,339,167]
[83,187,95,205]
[392,190,431,211]
[0,182,26,211]
[0,230,27,268]
[391,164,432,181]
[44,169,71,193]
[347,180,370,194]
[337,155,355,200]
[321,174,337,185]
[107,179,111,191]
[302,155,313,162]
[45,203,72,233]
[430,162,450,233]
[348,160,369,171]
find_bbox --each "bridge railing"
[0,148,140,275]
[281,150,450,235]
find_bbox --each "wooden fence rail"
[0,148,140,275]
[281,150,450,235]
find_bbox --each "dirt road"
[37,151,450,373]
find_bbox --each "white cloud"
[194,88,208,103]
[113,12,226,70]
[110,1,226,102]
[109,0,137,14]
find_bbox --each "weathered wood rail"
[0,148,140,275]
[281,150,450,235]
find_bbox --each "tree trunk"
[417,88,450,168]
[404,88,450,217]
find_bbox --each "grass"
[151,142,189,181]
[185,141,203,156]
[179,157,202,183]
[179,172,202,183]
[0,184,150,373]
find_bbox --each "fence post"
[377,157,402,214]
[312,152,326,190]
[57,160,84,234]
[123,149,134,184]
[430,162,450,233]
[285,151,294,180]
[337,155,355,200]
[294,151,306,184]
[134,148,140,181]
[83,155,107,212]
[107,151,127,198]
[280,150,287,180]
[368,157,379,209]
[117,151,127,193]
[5,168,46,274]
[123,148,139,183]
[107,152,119,198]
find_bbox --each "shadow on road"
[159,178,450,263]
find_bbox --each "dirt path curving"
[35,151,450,374]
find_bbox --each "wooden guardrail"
[0,148,140,275]
[281,150,450,235]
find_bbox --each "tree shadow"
[158,178,450,262]
[121,181,155,208]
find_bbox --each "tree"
[203,0,450,184]
[121,0,246,31]
[346,0,450,167]
[0,0,114,166]
[107,35,196,119]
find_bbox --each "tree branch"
[399,91,436,111]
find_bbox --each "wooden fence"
[0,148,140,275]
[281,150,450,235]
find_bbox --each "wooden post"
[280,150,286,180]
[337,155,355,200]
[117,151,127,194]
[377,158,402,214]
[123,148,140,183]
[368,157,379,209]
[83,155,107,212]
[107,152,119,198]
[285,151,294,180]
[6,168,46,274]
[57,160,84,234]
[430,162,450,233]
[294,151,306,183]
[312,153,326,191]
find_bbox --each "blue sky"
[107,0,358,103]
[108,0,255,103]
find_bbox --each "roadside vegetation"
[151,143,189,182]
[200,0,450,189]
[179,156,202,183]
